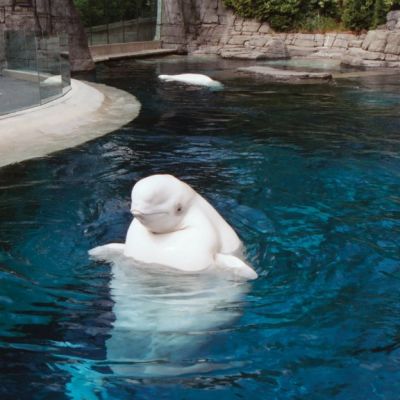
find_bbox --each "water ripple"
[0,59,400,398]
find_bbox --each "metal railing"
[0,31,71,116]
[75,0,160,45]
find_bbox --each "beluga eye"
[176,204,183,213]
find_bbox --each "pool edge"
[0,79,141,168]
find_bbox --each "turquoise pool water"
[1,58,400,399]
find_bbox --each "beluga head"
[130,174,195,234]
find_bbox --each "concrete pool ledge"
[0,79,141,168]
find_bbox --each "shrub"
[223,0,303,30]
[302,0,341,18]
[389,0,400,10]
[341,0,374,30]
[222,0,395,31]
[295,15,343,32]
[223,0,344,31]
[372,0,388,28]
[223,0,254,19]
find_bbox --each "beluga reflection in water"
[64,258,250,399]
[105,256,250,376]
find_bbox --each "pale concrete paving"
[0,79,141,168]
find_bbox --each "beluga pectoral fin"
[88,243,125,261]
[215,253,258,281]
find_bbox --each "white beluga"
[158,73,223,88]
[89,174,257,280]
[41,74,62,86]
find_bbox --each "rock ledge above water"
[238,66,333,82]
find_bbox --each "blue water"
[1,57,400,399]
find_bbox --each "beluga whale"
[158,73,223,89]
[89,174,257,280]
[41,75,62,86]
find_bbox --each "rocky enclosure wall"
[0,0,94,71]
[161,0,400,68]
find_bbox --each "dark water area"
[1,56,400,399]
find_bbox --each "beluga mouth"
[131,209,168,218]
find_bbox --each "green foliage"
[223,0,253,19]
[388,0,400,9]
[342,0,374,30]
[223,0,341,31]
[342,0,391,30]
[223,0,394,31]
[75,0,396,32]
[73,0,152,27]
[295,15,343,32]
[224,0,302,30]
[372,0,388,27]
[74,0,91,26]
[302,0,341,18]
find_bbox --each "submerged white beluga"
[89,174,257,280]
[158,73,223,88]
[41,74,62,86]
[63,261,250,389]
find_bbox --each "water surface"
[1,57,400,399]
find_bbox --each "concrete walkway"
[92,48,178,62]
[0,79,141,168]
[89,41,178,63]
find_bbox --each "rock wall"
[343,11,400,67]
[0,0,94,71]
[218,22,365,61]
[161,0,400,67]
[161,0,235,53]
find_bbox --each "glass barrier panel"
[0,31,6,72]
[0,31,41,116]
[59,33,71,93]
[0,31,71,116]
[37,35,63,104]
